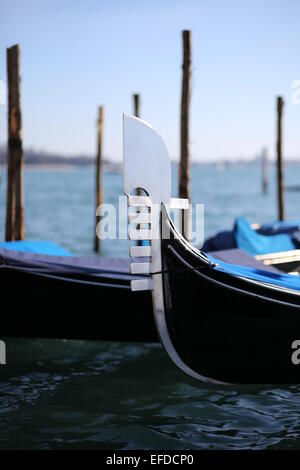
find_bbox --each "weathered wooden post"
[179,30,192,238]
[94,106,104,252]
[6,44,25,241]
[276,96,285,221]
[133,93,140,119]
[132,94,144,244]
[262,147,268,194]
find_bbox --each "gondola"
[0,247,155,342]
[123,114,300,384]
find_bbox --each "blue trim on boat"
[208,254,300,292]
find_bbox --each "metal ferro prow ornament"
[122,114,221,384]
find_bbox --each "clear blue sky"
[0,0,299,161]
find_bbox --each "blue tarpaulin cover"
[0,240,72,256]
[208,253,300,292]
[234,217,296,255]
[257,220,300,235]
[202,218,300,253]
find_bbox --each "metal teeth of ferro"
[128,195,153,292]
[128,195,190,291]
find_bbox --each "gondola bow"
[123,114,300,384]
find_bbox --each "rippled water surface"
[1,339,300,450]
[0,163,300,449]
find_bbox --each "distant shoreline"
[0,149,300,173]
[0,162,123,172]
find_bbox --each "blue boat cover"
[208,249,280,273]
[202,230,237,252]
[208,254,300,292]
[0,240,72,256]
[257,220,300,236]
[234,217,296,255]
[0,249,142,282]
[202,219,300,253]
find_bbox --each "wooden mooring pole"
[133,93,140,119]
[276,96,285,221]
[179,30,191,238]
[6,44,25,241]
[132,94,142,244]
[94,106,104,252]
[262,147,268,194]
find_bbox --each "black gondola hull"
[161,212,300,384]
[0,266,156,342]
